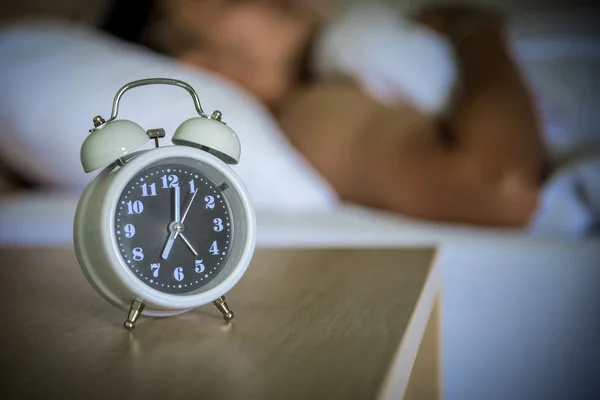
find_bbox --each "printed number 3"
[213,218,223,232]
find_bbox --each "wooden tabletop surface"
[0,246,438,400]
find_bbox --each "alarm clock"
[73,78,256,330]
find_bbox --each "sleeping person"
[0,0,553,228]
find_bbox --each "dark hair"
[100,0,193,55]
[100,0,156,45]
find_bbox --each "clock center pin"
[169,221,186,233]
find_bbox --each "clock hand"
[178,233,198,256]
[180,189,199,223]
[163,186,182,260]
[163,187,196,259]
[161,230,179,260]
[174,185,181,222]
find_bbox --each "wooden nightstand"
[0,246,441,399]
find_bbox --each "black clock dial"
[114,163,232,294]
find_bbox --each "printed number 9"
[124,224,135,238]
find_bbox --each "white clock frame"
[73,145,256,318]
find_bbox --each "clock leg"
[213,296,234,322]
[123,300,145,331]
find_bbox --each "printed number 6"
[174,267,184,281]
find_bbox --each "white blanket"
[1,4,599,237]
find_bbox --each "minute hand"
[174,185,181,222]
[180,189,199,223]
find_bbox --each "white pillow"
[0,19,337,211]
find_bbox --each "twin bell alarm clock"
[73,78,256,330]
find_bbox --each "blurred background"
[0,0,599,236]
[0,1,599,399]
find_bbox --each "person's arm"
[423,8,548,187]
[279,10,546,227]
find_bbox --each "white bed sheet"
[0,190,568,247]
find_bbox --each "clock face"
[114,162,232,294]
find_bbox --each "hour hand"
[161,230,178,260]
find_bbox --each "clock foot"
[124,300,145,331]
[213,296,234,321]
